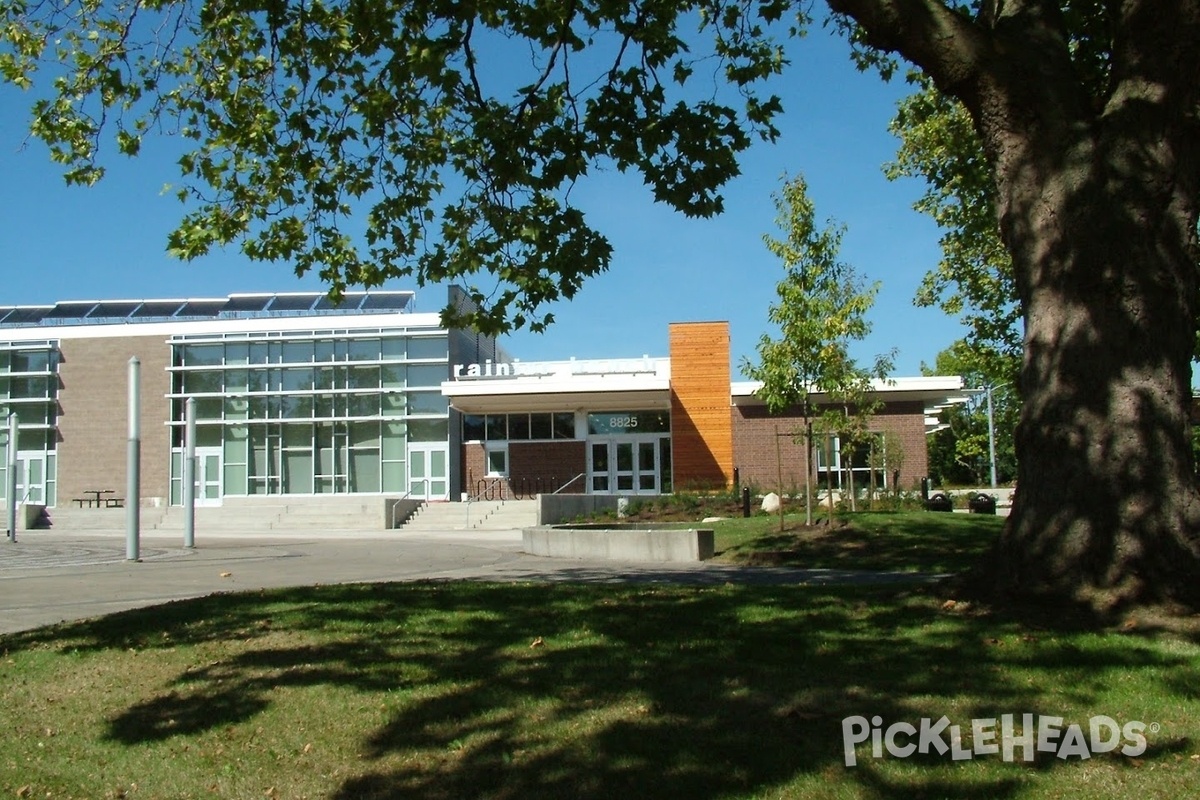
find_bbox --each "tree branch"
[825,0,991,97]
[1111,0,1200,130]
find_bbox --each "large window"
[815,434,887,491]
[462,412,576,442]
[0,342,59,506]
[167,330,448,499]
[586,411,670,435]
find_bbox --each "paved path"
[0,529,939,635]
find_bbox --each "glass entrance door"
[407,443,448,500]
[16,454,46,504]
[635,440,659,494]
[194,447,223,506]
[588,436,663,495]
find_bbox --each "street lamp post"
[986,384,997,490]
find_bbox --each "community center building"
[0,287,969,514]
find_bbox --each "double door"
[589,436,664,495]
[408,443,449,501]
[14,453,47,505]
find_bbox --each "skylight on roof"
[88,302,143,318]
[314,294,365,311]
[175,301,225,317]
[131,301,185,317]
[42,302,97,319]
[360,293,411,311]
[267,295,319,312]
[5,307,54,324]
[223,296,272,313]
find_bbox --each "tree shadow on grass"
[719,512,1004,574]
[5,581,1197,799]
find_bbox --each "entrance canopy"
[442,357,672,414]
[444,360,972,431]
[730,376,974,434]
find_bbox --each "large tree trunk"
[994,150,1200,609]
[982,55,1200,611]
[828,0,1200,610]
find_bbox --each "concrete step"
[399,502,474,531]
[151,509,382,531]
[41,506,167,531]
[400,499,538,532]
[44,497,388,533]
[38,497,534,533]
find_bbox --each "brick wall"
[56,335,172,506]
[880,400,930,488]
[732,399,931,494]
[731,405,812,494]
[462,440,587,499]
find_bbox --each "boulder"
[761,492,781,514]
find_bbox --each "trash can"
[925,492,954,512]
[968,492,997,515]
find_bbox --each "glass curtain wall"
[0,342,59,506]
[167,331,449,503]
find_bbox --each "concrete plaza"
[0,527,940,636]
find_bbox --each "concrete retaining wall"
[536,494,623,525]
[523,525,714,562]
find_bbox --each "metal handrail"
[389,490,415,529]
[552,473,586,494]
[464,490,482,528]
[9,485,35,510]
[463,481,506,528]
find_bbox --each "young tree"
[867,429,905,504]
[742,174,892,525]
[3,1,1199,608]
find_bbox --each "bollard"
[742,486,751,518]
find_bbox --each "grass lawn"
[619,495,1003,574]
[2,513,1198,799]
[711,511,1004,574]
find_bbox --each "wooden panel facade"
[668,322,733,489]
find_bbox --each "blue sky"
[0,24,967,378]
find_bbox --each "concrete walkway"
[0,528,943,635]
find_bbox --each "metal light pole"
[183,396,196,548]
[986,384,998,490]
[126,357,141,561]
[6,412,17,543]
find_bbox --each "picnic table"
[74,489,121,508]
